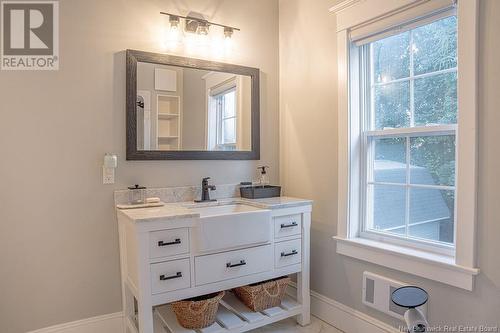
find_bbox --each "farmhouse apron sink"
[188,203,272,253]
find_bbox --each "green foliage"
[372,16,457,130]
[372,16,457,191]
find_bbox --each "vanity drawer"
[274,214,302,238]
[195,245,273,286]
[149,228,189,259]
[151,259,191,294]
[275,239,302,268]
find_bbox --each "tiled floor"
[248,316,344,333]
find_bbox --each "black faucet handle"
[202,177,211,182]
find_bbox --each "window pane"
[222,118,236,144]
[374,137,406,183]
[414,72,457,126]
[409,188,454,244]
[223,90,236,118]
[410,135,455,186]
[369,184,406,235]
[372,32,410,83]
[413,16,457,75]
[374,81,410,129]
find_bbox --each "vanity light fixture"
[160,11,240,39]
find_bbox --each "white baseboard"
[288,282,399,333]
[26,312,123,333]
[27,286,398,333]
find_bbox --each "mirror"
[126,50,260,160]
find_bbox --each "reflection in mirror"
[136,62,252,152]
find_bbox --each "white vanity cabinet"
[117,198,311,333]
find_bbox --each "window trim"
[332,0,479,290]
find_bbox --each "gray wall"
[279,0,500,329]
[182,69,208,150]
[0,0,279,332]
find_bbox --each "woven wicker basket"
[233,276,291,312]
[171,291,225,329]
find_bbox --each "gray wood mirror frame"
[126,49,260,160]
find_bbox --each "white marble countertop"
[117,196,312,223]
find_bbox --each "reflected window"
[207,77,239,151]
[214,87,237,150]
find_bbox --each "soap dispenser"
[257,166,270,187]
[128,184,147,205]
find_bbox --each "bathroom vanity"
[116,195,311,333]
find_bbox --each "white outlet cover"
[102,166,115,184]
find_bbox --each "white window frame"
[332,0,479,290]
[214,87,238,150]
[359,14,458,256]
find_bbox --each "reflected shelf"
[158,113,179,120]
[158,136,179,141]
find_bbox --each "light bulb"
[224,27,234,39]
[165,15,181,50]
[224,33,232,51]
[169,15,180,29]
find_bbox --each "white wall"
[279,0,500,329]
[0,0,279,332]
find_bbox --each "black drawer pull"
[160,272,182,281]
[226,260,246,268]
[281,250,298,257]
[158,238,181,247]
[281,222,298,229]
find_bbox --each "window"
[206,76,239,151]
[360,16,457,251]
[214,87,237,151]
[333,0,479,290]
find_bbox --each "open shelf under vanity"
[125,291,302,333]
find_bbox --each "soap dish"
[116,202,165,209]
[240,185,281,199]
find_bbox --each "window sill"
[334,236,479,290]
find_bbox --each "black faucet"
[195,177,217,202]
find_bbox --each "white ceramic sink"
[189,203,263,217]
[188,203,272,253]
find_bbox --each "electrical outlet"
[362,272,427,320]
